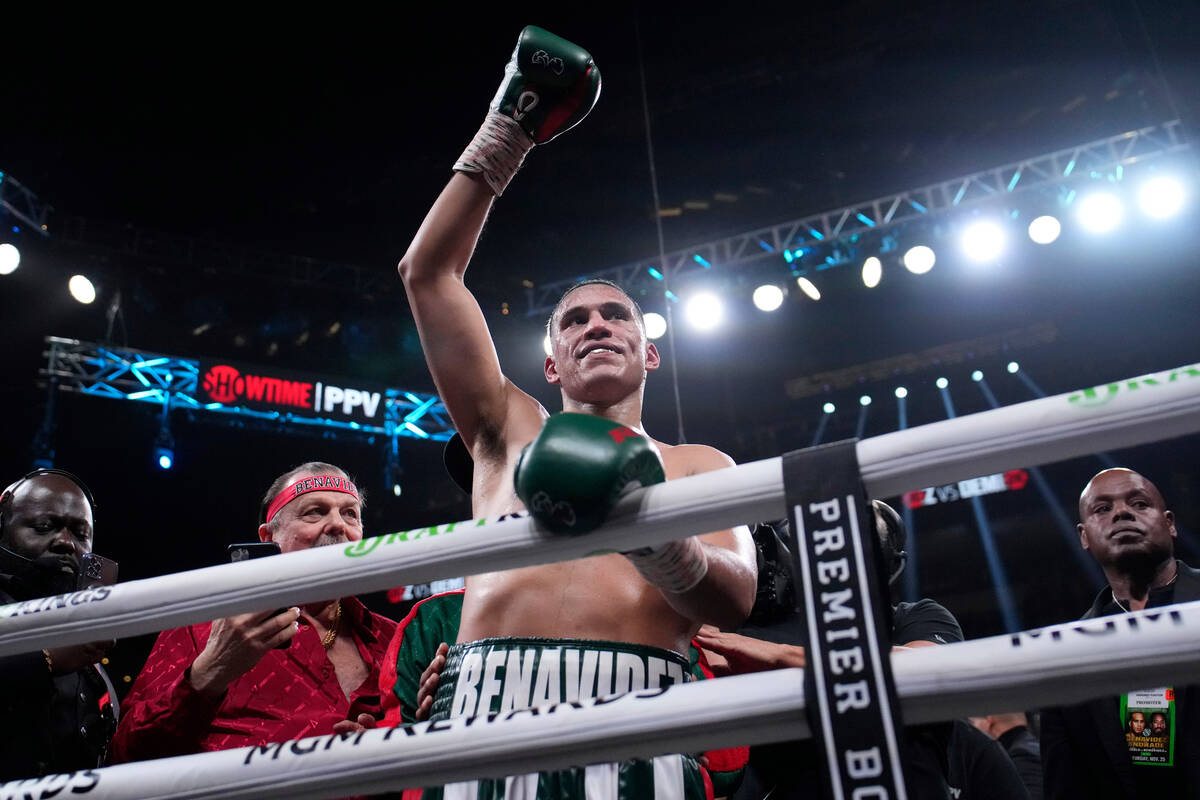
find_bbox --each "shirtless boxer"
[396,25,757,799]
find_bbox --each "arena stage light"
[1007,361,1020,374]
[960,221,1006,262]
[894,386,908,399]
[861,256,882,288]
[0,243,20,275]
[643,312,667,340]
[822,402,835,414]
[859,395,872,406]
[752,284,784,312]
[1077,192,1122,233]
[902,245,936,275]
[1138,176,1186,219]
[69,275,97,304]
[1027,215,1061,245]
[936,377,949,389]
[972,370,984,382]
[796,277,821,301]
[684,292,724,331]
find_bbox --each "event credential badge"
[1120,688,1175,766]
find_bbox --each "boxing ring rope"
[8,600,1200,799]
[1,362,1198,656]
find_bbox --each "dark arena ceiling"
[2,1,1199,687]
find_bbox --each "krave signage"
[198,359,386,424]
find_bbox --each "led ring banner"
[2,362,1199,656]
[6,601,1200,799]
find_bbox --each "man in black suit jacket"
[1041,468,1200,799]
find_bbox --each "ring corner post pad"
[781,439,910,800]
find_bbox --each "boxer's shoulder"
[657,441,736,480]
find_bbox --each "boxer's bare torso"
[459,390,737,655]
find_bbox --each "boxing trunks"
[422,637,712,800]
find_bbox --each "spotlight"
[960,221,1006,262]
[752,284,784,312]
[903,245,936,274]
[861,256,882,288]
[1007,361,1019,374]
[859,395,872,406]
[0,243,19,275]
[894,387,908,399]
[392,483,403,497]
[1138,176,1185,219]
[69,275,97,304]
[1077,193,1122,233]
[823,402,835,414]
[154,428,175,470]
[684,293,724,331]
[796,277,821,301]
[971,370,984,382]
[936,377,949,389]
[1027,215,1062,245]
[644,312,667,340]
[542,335,552,357]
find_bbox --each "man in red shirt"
[110,462,397,761]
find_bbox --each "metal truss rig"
[0,171,52,236]
[526,119,1191,315]
[39,336,456,443]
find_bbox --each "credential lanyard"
[783,440,908,800]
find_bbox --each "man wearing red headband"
[110,462,397,761]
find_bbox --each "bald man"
[0,469,117,780]
[1040,468,1200,799]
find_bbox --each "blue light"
[807,228,824,241]
[783,250,794,264]
[693,254,711,268]
[155,447,174,470]
[757,240,774,252]
[1064,159,1077,177]
[855,213,875,227]
[1007,172,1021,192]
[403,421,429,439]
[664,290,679,303]
[10,226,18,234]
[648,267,664,280]
[909,200,928,213]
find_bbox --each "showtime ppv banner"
[198,358,388,425]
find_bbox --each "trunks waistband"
[433,637,691,721]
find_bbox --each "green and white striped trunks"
[423,637,711,800]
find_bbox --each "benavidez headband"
[265,475,359,523]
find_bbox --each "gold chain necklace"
[321,601,342,650]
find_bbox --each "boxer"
[394,25,757,799]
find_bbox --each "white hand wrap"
[453,112,534,197]
[623,537,709,595]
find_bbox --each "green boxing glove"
[455,26,602,196]
[514,413,664,536]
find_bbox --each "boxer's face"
[1077,470,1175,568]
[259,472,363,554]
[1130,713,1145,733]
[1,474,93,572]
[545,284,659,404]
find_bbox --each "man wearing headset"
[0,469,118,780]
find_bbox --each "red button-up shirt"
[110,597,396,762]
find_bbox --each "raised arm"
[397,26,601,452]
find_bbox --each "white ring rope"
[7,600,1200,800]
[1,362,1198,656]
